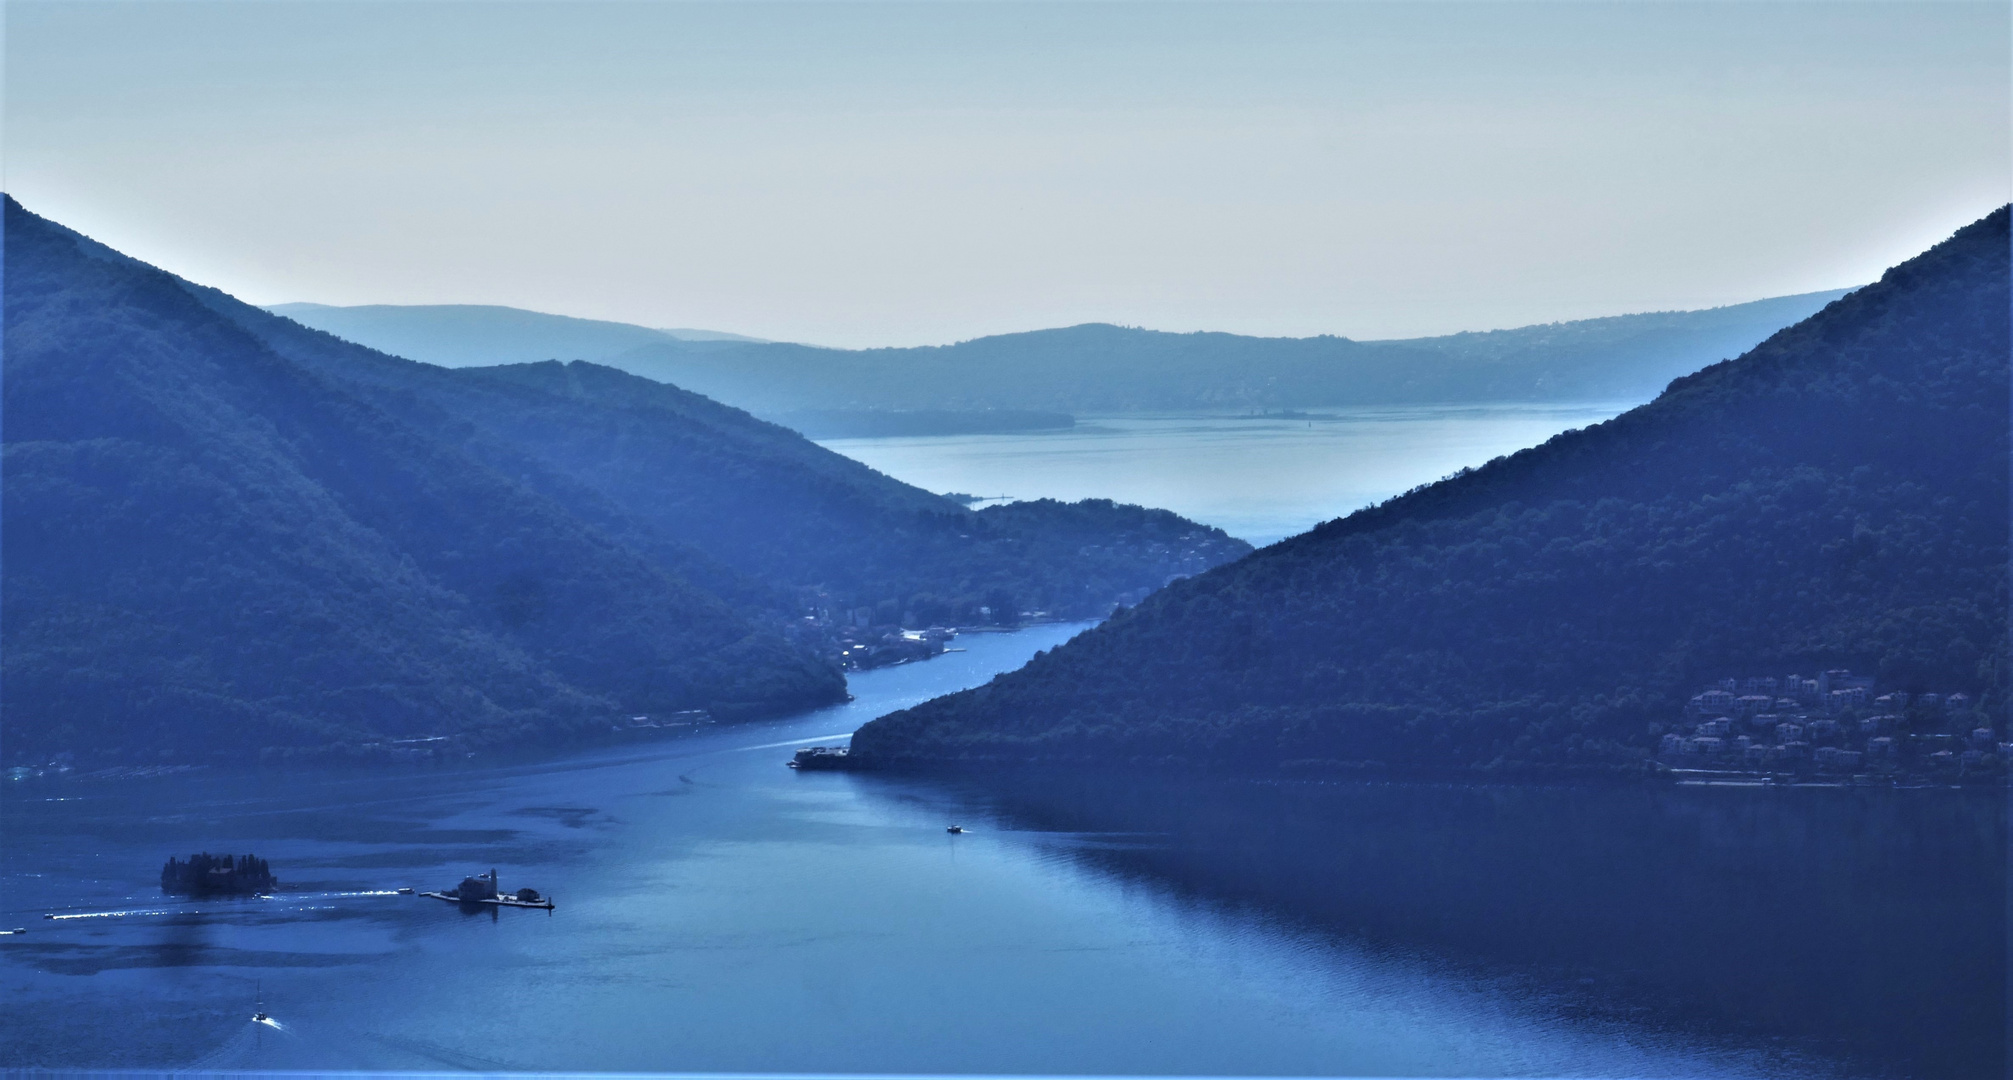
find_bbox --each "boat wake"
[44,889,409,923]
[739,732,857,752]
[179,1013,296,1071]
[45,905,181,921]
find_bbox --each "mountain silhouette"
[270,293,1850,430]
[852,209,2008,775]
[3,198,1246,764]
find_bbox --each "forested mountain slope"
[3,198,1247,764]
[2,197,843,762]
[852,209,2009,774]
[210,296,1250,626]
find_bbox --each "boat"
[252,980,270,1023]
[395,887,414,894]
[946,825,964,834]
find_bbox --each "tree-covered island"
[160,853,277,896]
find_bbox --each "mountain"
[4,199,841,762]
[266,293,1850,432]
[3,198,1249,765]
[272,303,1086,438]
[599,291,1853,418]
[850,209,2009,774]
[264,303,765,368]
[193,316,1250,629]
[1366,290,1859,399]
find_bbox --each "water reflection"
[940,771,2006,1079]
[4,623,1999,1077]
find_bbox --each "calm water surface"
[3,625,1998,1076]
[817,404,1631,545]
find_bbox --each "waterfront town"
[1657,669,2002,781]
[834,623,960,671]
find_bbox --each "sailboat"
[252,980,271,1024]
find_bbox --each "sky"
[5,2,2008,348]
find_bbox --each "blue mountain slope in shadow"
[2,198,1248,764]
[853,207,2009,775]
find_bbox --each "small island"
[421,868,554,910]
[160,853,277,896]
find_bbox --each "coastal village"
[832,622,961,671]
[791,588,1061,672]
[1657,669,2003,782]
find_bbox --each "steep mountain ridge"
[4,197,844,761]
[200,297,1249,622]
[3,197,1248,764]
[851,209,2008,774]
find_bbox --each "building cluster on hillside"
[1658,669,2001,780]
[615,710,713,732]
[836,625,957,671]
[787,590,1005,672]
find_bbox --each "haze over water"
[817,404,1629,546]
[5,3,2006,1075]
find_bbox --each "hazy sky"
[6,2,2007,347]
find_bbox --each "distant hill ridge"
[271,291,1853,425]
[264,302,766,368]
[849,207,2009,775]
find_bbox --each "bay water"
[4,402,2002,1077]
[2,624,1998,1076]
[815,404,1631,546]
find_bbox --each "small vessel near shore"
[420,868,554,910]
